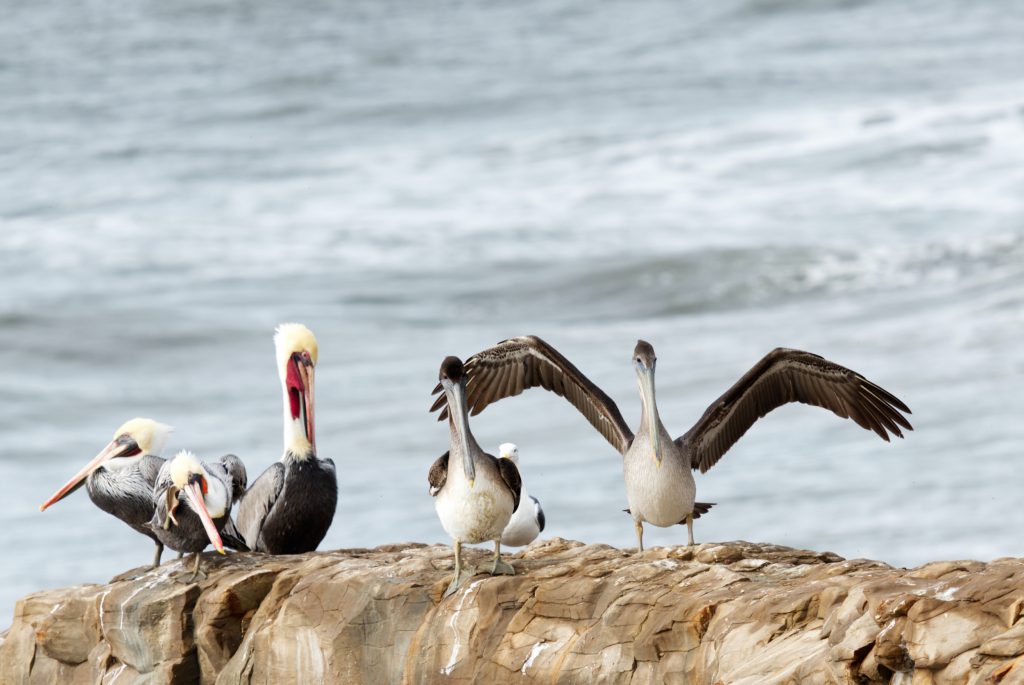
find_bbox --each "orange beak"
[40,439,132,512]
[298,361,316,454]
[183,481,225,554]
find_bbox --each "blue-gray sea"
[1,0,1023,625]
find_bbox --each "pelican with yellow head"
[235,323,338,554]
[152,450,248,579]
[40,418,173,567]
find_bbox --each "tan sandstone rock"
[1,538,1023,684]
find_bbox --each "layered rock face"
[2,539,1024,684]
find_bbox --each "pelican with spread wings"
[432,336,912,551]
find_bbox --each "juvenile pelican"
[432,337,913,551]
[496,443,545,547]
[236,324,337,554]
[428,357,522,598]
[40,418,172,567]
[152,450,248,579]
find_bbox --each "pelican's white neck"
[282,401,313,462]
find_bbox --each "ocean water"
[1,0,1023,625]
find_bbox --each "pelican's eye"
[114,434,142,457]
[187,472,209,494]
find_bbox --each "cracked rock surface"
[2,538,1024,684]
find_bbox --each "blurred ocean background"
[1,0,1023,625]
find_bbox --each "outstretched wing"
[234,462,285,551]
[677,348,913,474]
[431,336,634,455]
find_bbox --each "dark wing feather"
[427,452,449,497]
[531,495,545,532]
[495,455,522,512]
[691,502,715,520]
[235,462,285,551]
[677,348,913,474]
[623,502,713,524]
[430,336,634,455]
[220,517,250,552]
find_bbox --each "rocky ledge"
[2,539,1024,684]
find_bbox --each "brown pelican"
[428,357,522,598]
[152,450,248,579]
[236,324,337,554]
[496,443,545,547]
[432,337,913,551]
[40,418,172,567]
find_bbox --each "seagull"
[496,443,545,547]
[431,336,912,551]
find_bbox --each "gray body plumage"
[86,454,165,545]
[623,424,696,529]
[235,455,337,554]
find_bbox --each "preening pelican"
[428,357,522,598]
[40,418,172,567]
[432,337,913,551]
[236,324,337,554]
[497,443,545,547]
[152,450,248,579]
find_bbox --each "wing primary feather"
[431,336,634,455]
[678,349,912,474]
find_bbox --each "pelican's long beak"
[183,481,225,554]
[638,366,662,467]
[298,361,316,454]
[444,379,475,486]
[39,439,132,511]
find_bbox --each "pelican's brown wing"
[428,452,448,497]
[676,348,913,474]
[430,336,634,455]
[494,454,522,512]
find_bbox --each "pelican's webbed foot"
[489,540,515,576]
[490,558,515,576]
[172,553,206,583]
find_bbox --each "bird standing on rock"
[428,357,522,598]
[40,418,173,568]
[151,450,248,580]
[236,324,338,554]
[431,336,913,551]
[497,443,545,548]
